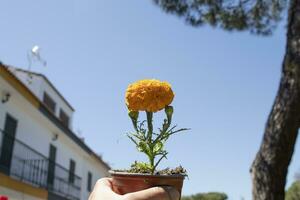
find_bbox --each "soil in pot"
[109,166,187,196]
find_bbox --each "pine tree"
[152,1,300,199]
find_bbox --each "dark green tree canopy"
[152,0,300,199]
[182,192,228,200]
[285,181,300,200]
[152,0,287,34]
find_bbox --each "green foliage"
[127,106,189,174]
[152,0,287,35]
[129,161,152,173]
[182,192,228,200]
[286,181,300,200]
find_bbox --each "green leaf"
[153,141,163,153]
[127,134,138,146]
[130,161,152,173]
[137,141,149,153]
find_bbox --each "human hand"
[88,178,180,200]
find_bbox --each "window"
[43,92,56,113]
[69,159,76,184]
[47,144,57,187]
[0,114,18,175]
[87,172,92,192]
[59,109,69,127]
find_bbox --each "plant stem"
[146,111,153,142]
[149,154,155,174]
[153,113,172,144]
[146,111,155,173]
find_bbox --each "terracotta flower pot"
[109,170,185,198]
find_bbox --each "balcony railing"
[0,130,81,200]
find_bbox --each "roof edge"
[10,67,75,111]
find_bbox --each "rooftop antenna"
[26,45,47,84]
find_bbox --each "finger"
[94,178,114,189]
[89,178,122,200]
[123,186,180,200]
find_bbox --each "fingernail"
[163,186,180,200]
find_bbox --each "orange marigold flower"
[125,79,174,112]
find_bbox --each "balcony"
[0,129,81,200]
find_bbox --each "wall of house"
[11,69,74,129]
[39,78,74,129]
[0,75,109,200]
[80,153,109,200]
[10,69,43,100]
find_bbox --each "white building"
[0,63,110,200]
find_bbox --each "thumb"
[123,186,180,200]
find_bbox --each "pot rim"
[109,170,186,179]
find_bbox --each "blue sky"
[0,0,299,199]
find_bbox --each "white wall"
[39,78,74,128]
[11,70,43,99]
[10,69,74,130]
[79,147,109,199]
[0,75,109,200]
